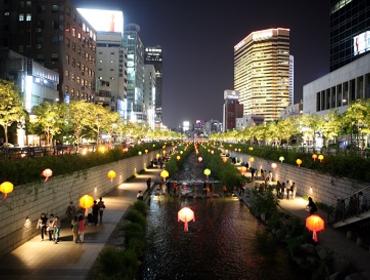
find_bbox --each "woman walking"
[47,214,55,241]
[78,215,86,243]
[71,216,79,243]
[37,213,48,241]
[52,216,61,244]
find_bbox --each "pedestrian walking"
[146,177,152,190]
[92,200,99,226]
[97,197,106,224]
[137,191,144,200]
[52,216,61,244]
[78,215,86,243]
[37,213,48,241]
[65,201,77,224]
[71,216,79,243]
[47,214,55,241]
[306,197,318,214]
[250,167,255,181]
[358,192,368,213]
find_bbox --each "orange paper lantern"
[318,154,324,162]
[296,159,302,167]
[312,154,318,161]
[306,214,325,242]
[0,181,14,199]
[198,156,203,162]
[41,168,53,182]
[178,207,195,232]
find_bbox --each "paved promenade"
[0,168,160,280]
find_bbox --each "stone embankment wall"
[0,150,162,256]
[233,153,369,205]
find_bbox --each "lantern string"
[313,231,318,242]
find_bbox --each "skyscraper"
[144,64,156,129]
[0,0,97,102]
[330,0,370,71]
[145,46,163,124]
[234,28,292,122]
[78,8,127,118]
[124,23,145,122]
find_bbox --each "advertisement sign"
[353,31,370,56]
[77,8,124,34]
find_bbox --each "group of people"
[37,197,106,244]
[335,191,368,221]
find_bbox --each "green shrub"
[0,141,169,185]
[133,200,148,215]
[125,209,146,229]
[96,247,125,277]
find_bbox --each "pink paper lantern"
[178,207,195,232]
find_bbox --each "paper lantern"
[203,168,211,177]
[211,150,214,154]
[271,163,278,169]
[138,151,142,156]
[79,194,94,215]
[249,157,255,163]
[312,154,318,161]
[306,214,325,242]
[296,159,302,167]
[176,155,181,160]
[160,170,169,180]
[239,166,247,173]
[248,147,254,151]
[41,168,53,182]
[98,145,106,154]
[153,144,156,147]
[107,170,117,182]
[238,148,241,152]
[178,207,195,232]
[318,155,324,162]
[0,181,14,199]
[198,156,203,162]
[145,149,149,154]
[180,151,183,155]
[162,150,166,155]
[156,153,160,159]
[279,156,285,163]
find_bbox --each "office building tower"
[123,23,145,122]
[78,8,127,118]
[145,46,163,124]
[234,28,291,122]
[0,0,97,102]
[330,0,370,71]
[144,64,156,129]
[223,90,244,131]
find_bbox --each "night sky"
[74,0,330,129]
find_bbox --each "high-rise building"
[234,28,292,122]
[330,0,370,71]
[77,8,127,118]
[144,64,156,129]
[0,0,97,102]
[124,23,145,122]
[223,90,244,131]
[289,55,295,104]
[145,46,163,124]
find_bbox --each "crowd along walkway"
[0,168,161,280]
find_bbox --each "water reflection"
[142,196,297,280]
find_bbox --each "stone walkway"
[0,168,161,280]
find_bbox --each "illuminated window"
[19,14,24,21]
[26,14,32,21]
[71,28,76,37]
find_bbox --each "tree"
[342,101,370,149]
[32,102,67,146]
[298,114,323,149]
[0,80,25,145]
[321,111,342,147]
[69,101,93,144]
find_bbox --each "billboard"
[77,8,124,34]
[353,31,370,56]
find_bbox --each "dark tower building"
[145,46,163,124]
[0,0,97,102]
[330,0,370,71]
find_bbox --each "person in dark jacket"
[92,200,99,226]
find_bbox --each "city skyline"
[74,0,330,128]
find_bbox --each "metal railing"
[331,185,370,225]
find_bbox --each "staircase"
[332,186,370,228]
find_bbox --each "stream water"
[141,153,300,280]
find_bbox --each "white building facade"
[303,53,370,115]
[144,64,156,129]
